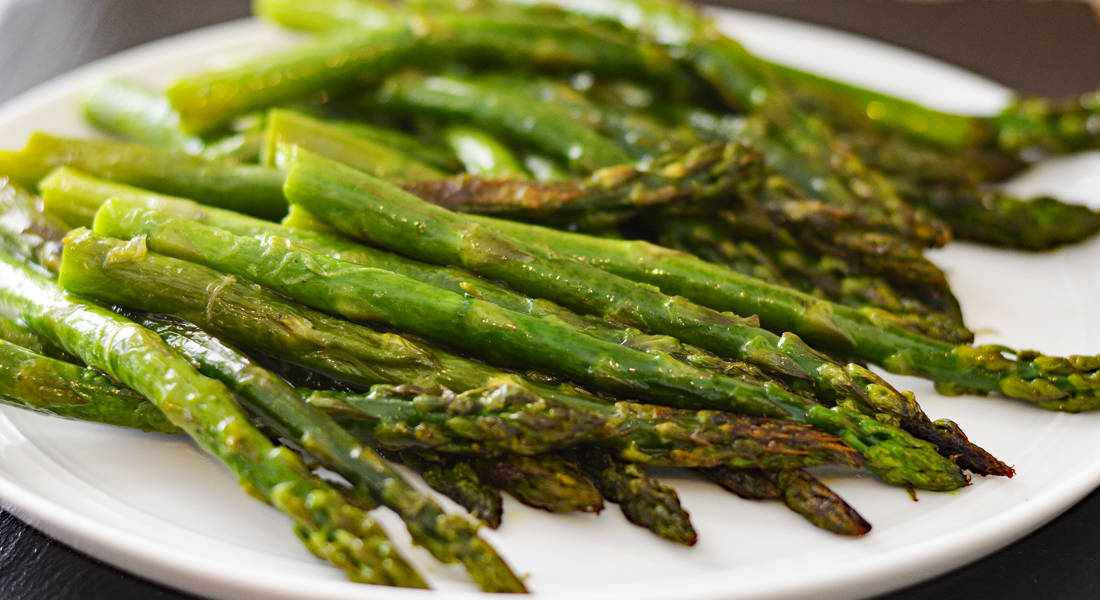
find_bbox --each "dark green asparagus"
[478,454,603,514]
[391,451,504,528]
[573,447,697,545]
[400,141,761,227]
[132,313,526,592]
[0,247,425,588]
[655,217,972,343]
[700,467,870,535]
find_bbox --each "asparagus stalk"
[94,200,958,487]
[83,79,204,153]
[280,149,973,487]
[390,451,504,528]
[572,447,697,545]
[39,167,779,388]
[896,180,1100,252]
[655,217,972,344]
[442,126,529,178]
[322,118,461,172]
[0,316,70,360]
[168,9,685,133]
[261,109,444,180]
[0,339,179,433]
[133,313,526,592]
[700,467,870,536]
[478,454,603,514]
[61,228,865,472]
[307,383,860,469]
[400,141,761,227]
[372,72,633,172]
[0,247,425,588]
[762,54,1100,157]
[471,212,1100,414]
[0,134,286,220]
[474,74,705,161]
[0,178,68,274]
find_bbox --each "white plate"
[2,9,1099,600]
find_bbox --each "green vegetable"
[0,134,286,220]
[478,454,603,514]
[261,109,444,180]
[0,339,179,433]
[83,79,203,152]
[60,228,865,472]
[373,72,633,172]
[0,178,68,274]
[442,125,529,178]
[0,245,425,588]
[470,212,1100,415]
[391,451,504,528]
[135,314,526,593]
[701,467,870,535]
[280,149,971,489]
[573,447,696,545]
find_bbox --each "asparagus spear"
[390,451,504,528]
[572,447,697,545]
[478,454,604,514]
[372,72,633,172]
[896,180,1100,252]
[132,313,526,592]
[280,149,974,486]
[655,217,973,344]
[0,316,70,360]
[0,247,425,588]
[442,126,529,178]
[761,53,1100,157]
[61,228,865,472]
[838,130,1100,250]
[96,196,958,489]
[400,140,761,227]
[471,212,1100,414]
[261,109,444,180]
[476,73,705,160]
[0,339,179,433]
[83,79,204,153]
[0,178,68,274]
[700,467,870,536]
[321,118,461,172]
[498,0,951,248]
[168,9,685,133]
[0,134,286,220]
[38,167,775,389]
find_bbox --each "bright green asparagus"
[0,246,425,588]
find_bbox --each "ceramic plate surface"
[1,9,1099,600]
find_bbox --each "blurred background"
[2,0,1099,101]
[0,1,1098,599]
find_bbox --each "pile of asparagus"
[1,0,1099,591]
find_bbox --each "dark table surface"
[1,1,1099,599]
